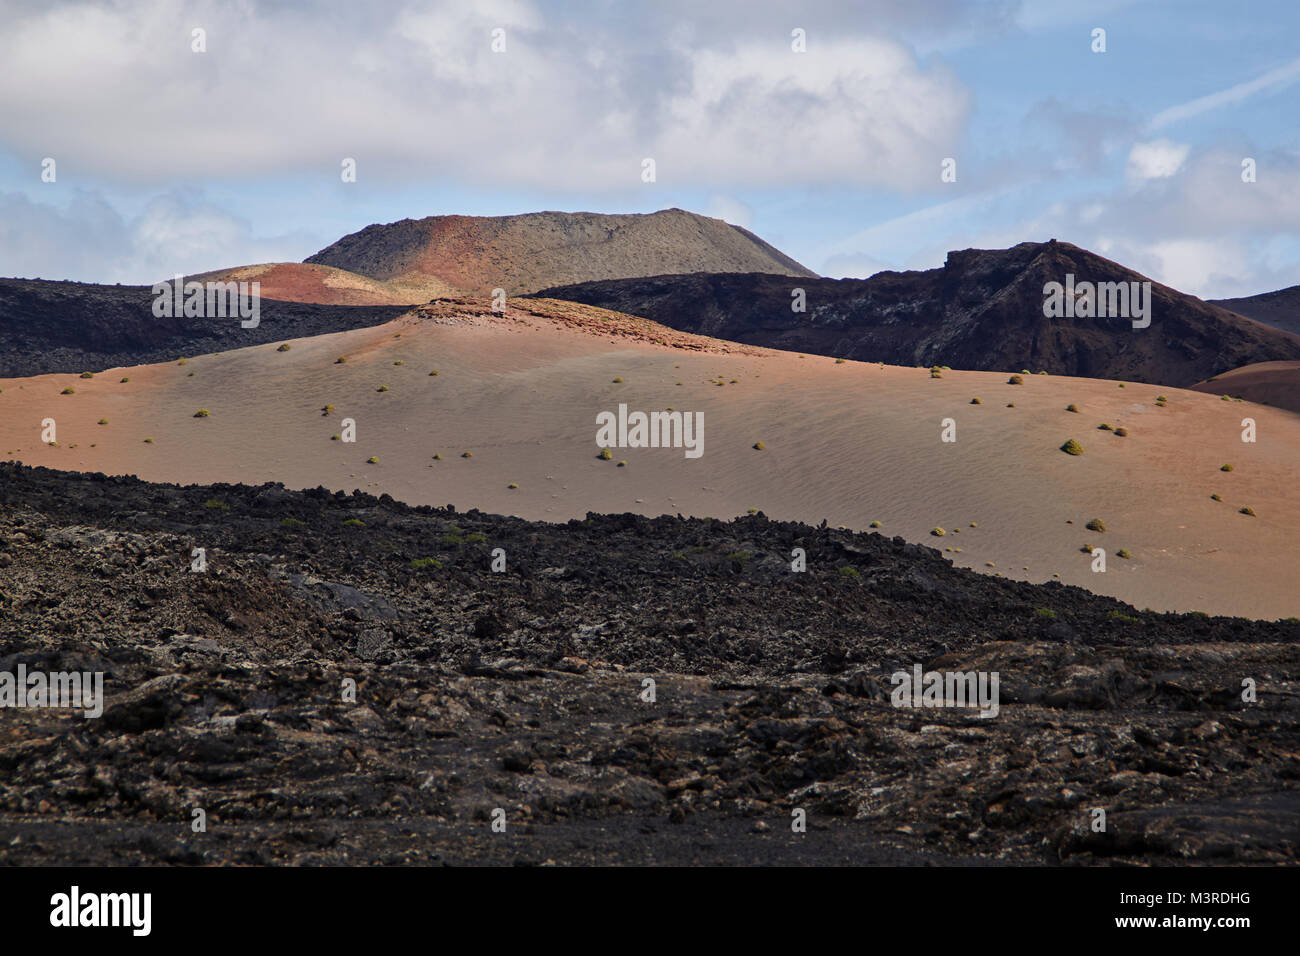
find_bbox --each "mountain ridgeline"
[535,241,1300,386]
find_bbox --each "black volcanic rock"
[0,462,1296,866]
[535,241,1300,386]
[0,278,409,377]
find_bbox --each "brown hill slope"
[535,241,1300,387]
[304,208,817,295]
[1190,360,1300,414]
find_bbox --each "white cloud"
[1126,139,1189,180]
[0,0,970,192]
[0,190,315,283]
[1149,57,1300,130]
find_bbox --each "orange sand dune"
[191,262,457,305]
[3,301,1298,620]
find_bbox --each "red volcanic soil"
[193,263,455,305]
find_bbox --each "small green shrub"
[376,385,389,392]
[1220,463,1234,472]
[970,397,982,404]
[1061,439,1084,455]
[366,456,378,464]
[342,518,365,528]
[461,451,472,458]
[97,418,108,425]
[80,371,94,379]
[1210,493,1222,501]
[1034,608,1057,619]
[839,566,862,579]
[193,408,210,418]
[507,482,518,489]
[1240,506,1256,516]
[1007,375,1023,385]
[202,499,229,510]
[1116,549,1131,559]
[598,448,612,460]
[1114,427,1128,437]
[753,441,765,450]
[120,377,130,383]
[930,527,946,536]
[1066,404,1078,412]
[281,517,306,528]
[322,404,335,415]
[61,387,75,395]
[410,557,443,570]
[277,343,290,352]
[1097,423,1112,431]
[869,520,881,528]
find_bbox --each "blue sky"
[1,0,1297,298]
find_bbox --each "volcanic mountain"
[304,208,817,295]
[535,240,1300,387]
[1211,285,1300,337]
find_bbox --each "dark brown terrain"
[305,208,818,296]
[1,463,1296,865]
[536,241,1300,386]
[0,278,409,377]
[1212,285,1300,337]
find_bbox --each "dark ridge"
[534,241,1300,386]
[1212,285,1300,337]
[0,278,410,377]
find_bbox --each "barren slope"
[193,262,456,305]
[3,298,1298,619]
[1190,360,1300,414]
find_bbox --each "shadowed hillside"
[536,241,1300,386]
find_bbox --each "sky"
[1,0,1297,298]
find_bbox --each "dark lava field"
[0,462,1296,865]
